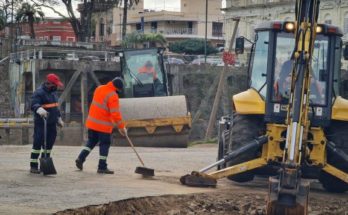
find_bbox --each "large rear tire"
[320,120,348,193]
[226,114,266,182]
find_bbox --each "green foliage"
[122,31,166,48]
[16,3,44,22]
[0,10,5,30]
[169,39,218,55]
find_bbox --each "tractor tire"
[226,114,266,183]
[320,120,348,193]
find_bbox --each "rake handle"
[125,133,145,167]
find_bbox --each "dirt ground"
[55,176,348,215]
[56,191,348,215]
[0,145,347,215]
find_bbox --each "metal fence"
[9,49,119,63]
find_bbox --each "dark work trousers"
[30,123,57,168]
[78,129,111,170]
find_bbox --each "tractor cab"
[236,21,344,127]
[119,48,168,98]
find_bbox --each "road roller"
[113,48,191,147]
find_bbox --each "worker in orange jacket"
[75,77,127,174]
[138,60,157,80]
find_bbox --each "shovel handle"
[125,134,145,167]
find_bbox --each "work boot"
[30,167,40,174]
[75,159,83,170]
[97,168,114,174]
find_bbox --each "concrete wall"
[168,64,248,140]
[0,62,12,117]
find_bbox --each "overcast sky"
[43,0,224,18]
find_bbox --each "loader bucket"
[180,171,217,187]
[266,176,310,215]
[114,95,191,148]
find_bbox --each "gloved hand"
[57,117,64,128]
[36,107,48,118]
[118,128,127,137]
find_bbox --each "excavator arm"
[267,0,320,214]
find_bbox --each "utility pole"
[11,0,14,52]
[205,18,240,140]
[119,13,122,40]
[122,0,128,40]
[204,0,208,63]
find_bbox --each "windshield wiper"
[126,66,144,87]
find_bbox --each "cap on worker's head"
[112,77,125,91]
[46,73,63,87]
[145,61,153,68]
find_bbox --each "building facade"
[224,0,348,48]
[2,18,76,42]
[92,0,225,47]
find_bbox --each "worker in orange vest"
[138,60,157,80]
[75,77,127,174]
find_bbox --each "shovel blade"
[40,157,57,175]
[180,171,217,187]
[135,166,155,177]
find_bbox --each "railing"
[164,28,197,35]
[212,30,223,37]
[232,0,292,7]
[9,49,119,62]
[18,39,107,50]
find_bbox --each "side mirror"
[344,44,348,60]
[319,69,327,82]
[235,37,245,54]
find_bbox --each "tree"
[169,39,218,55]
[16,2,44,39]
[121,0,140,39]
[122,31,166,48]
[0,0,21,27]
[0,10,5,30]
[31,0,139,42]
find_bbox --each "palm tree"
[16,3,44,39]
[0,10,6,31]
[122,0,140,39]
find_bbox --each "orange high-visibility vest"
[138,66,157,79]
[86,81,125,134]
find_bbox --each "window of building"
[52,36,61,41]
[188,21,193,34]
[324,13,332,24]
[44,36,49,40]
[344,12,348,34]
[151,22,157,33]
[66,37,75,42]
[99,18,105,36]
[212,22,223,37]
[136,23,142,31]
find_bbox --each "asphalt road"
[0,144,218,215]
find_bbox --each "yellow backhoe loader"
[181,0,348,214]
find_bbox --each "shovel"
[39,117,57,175]
[125,133,154,177]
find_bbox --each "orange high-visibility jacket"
[86,81,125,133]
[138,66,157,80]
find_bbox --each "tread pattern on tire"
[320,120,348,193]
[226,114,265,182]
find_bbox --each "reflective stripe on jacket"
[31,83,61,125]
[86,81,125,133]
